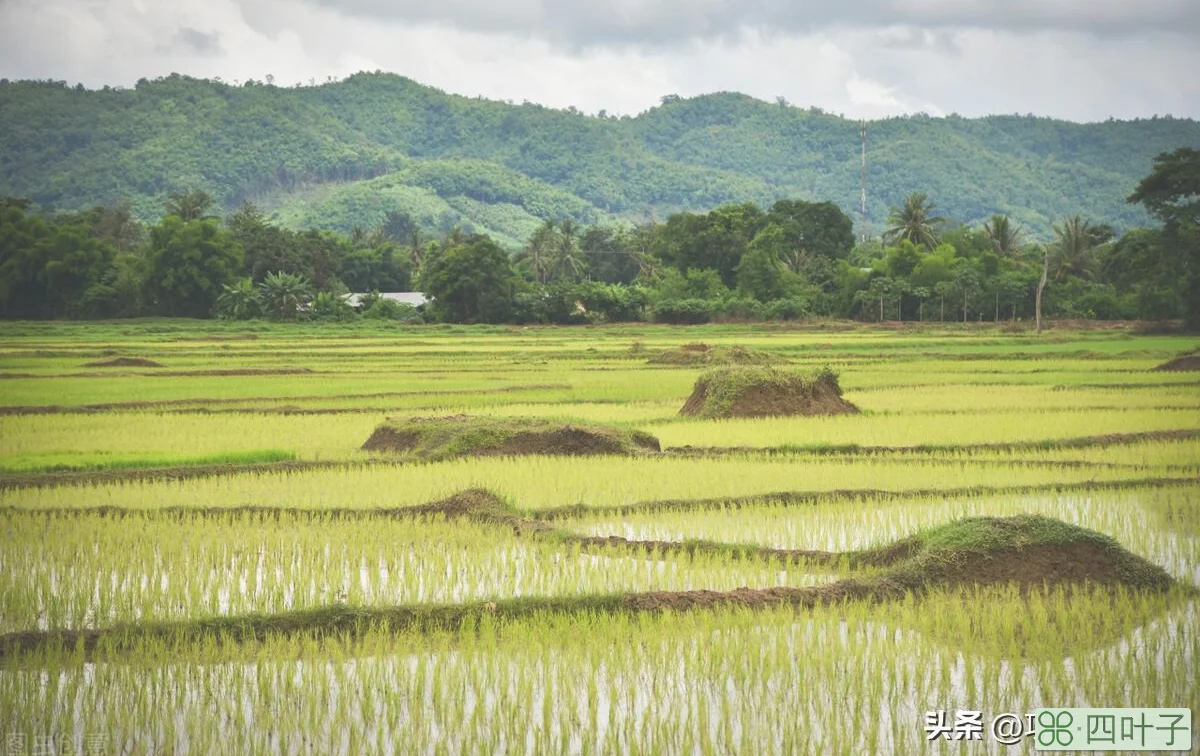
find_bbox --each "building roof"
[345,292,429,308]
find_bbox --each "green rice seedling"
[646,407,1200,449]
[0,512,841,633]
[0,453,1157,512]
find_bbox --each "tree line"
[1,148,1196,328]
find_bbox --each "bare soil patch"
[83,357,164,368]
[928,542,1128,590]
[1155,354,1200,372]
[152,367,314,377]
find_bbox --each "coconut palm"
[884,191,945,249]
[164,189,218,222]
[1049,215,1097,282]
[523,220,559,284]
[983,214,1023,257]
[548,219,588,282]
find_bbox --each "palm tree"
[884,191,945,249]
[260,271,313,320]
[443,226,467,250]
[1049,215,1097,282]
[214,279,261,320]
[983,214,1023,257]
[524,220,558,284]
[548,219,587,282]
[164,189,218,222]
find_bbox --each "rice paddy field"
[0,320,1198,754]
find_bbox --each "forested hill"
[2,72,1197,247]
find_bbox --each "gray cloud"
[162,27,223,56]
[295,0,1200,48]
[0,0,1197,122]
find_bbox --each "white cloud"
[0,0,1197,121]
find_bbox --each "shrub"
[363,298,423,323]
[651,298,714,325]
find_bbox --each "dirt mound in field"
[622,515,1173,612]
[1154,353,1200,372]
[83,357,164,368]
[679,366,858,418]
[362,415,661,461]
[891,515,1173,593]
[649,343,784,366]
[926,542,1131,589]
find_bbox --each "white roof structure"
[345,292,429,308]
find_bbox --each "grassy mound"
[83,357,164,368]
[361,415,661,461]
[648,343,784,366]
[679,366,858,418]
[1154,351,1200,372]
[852,514,1174,593]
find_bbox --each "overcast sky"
[2,0,1198,121]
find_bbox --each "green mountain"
[2,72,1197,247]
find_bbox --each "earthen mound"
[362,415,661,461]
[649,343,783,366]
[1154,352,1200,372]
[679,366,858,418]
[892,514,1174,593]
[83,357,165,368]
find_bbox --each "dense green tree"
[909,243,959,291]
[765,200,855,261]
[294,230,344,291]
[422,235,515,323]
[338,241,411,292]
[380,210,420,245]
[735,246,786,302]
[1100,228,1182,319]
[144,216,242,317]
[879,240,924,279]
[654,202,763,286]
[1128,147,1200,327]
[581,227,639,284]
[78,252,145,319]
[0,203,118,318]
[884,191,945,250]
[89,199,146,254]
[650,268,730,303]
